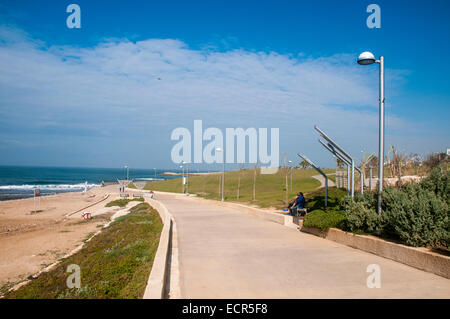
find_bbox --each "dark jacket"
[295,195,306,209]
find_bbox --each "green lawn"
[145,168,335,209]
[4,202,162,299]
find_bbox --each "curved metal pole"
[347,165,350,195]
[328,143,360,195]
[319,139,363,194]
[351,160,355,197]
[318,139,349,194]
[315,126,355,198]
[298,154,327,207]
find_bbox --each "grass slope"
[145,168,335,209]
[4,202,162,299]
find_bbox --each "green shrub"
[303,209,347,230]
[306,187,347,212]
[340,172,449,249]
[345,202,382,233]
[381,184,448,248]
[340,192,381,233]
[420,168,449,204]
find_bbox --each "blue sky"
[0,0,449,169]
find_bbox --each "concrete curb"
[301,226,450,279]
[143,197,180,299]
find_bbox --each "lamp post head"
[357,51,376,65]
[216,147,222,152]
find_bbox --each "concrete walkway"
[156,192,450,298]
[312,174,336,188]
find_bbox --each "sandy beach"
[0,184,121,291]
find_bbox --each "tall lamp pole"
[124,165,129,181]
[288,160,293,191]
[180,165,184,193]
[216,148,225,201]
[185,162,189,194]
[357,51,385,215]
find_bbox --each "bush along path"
[304,168,449,253]
[3,202,163,299]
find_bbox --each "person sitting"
[289,192,306,216]
[287,194,300,214]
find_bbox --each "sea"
[0,166,180,201]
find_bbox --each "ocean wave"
[134,178,164,181]
[0,183,100,191]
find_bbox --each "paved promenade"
[156,192,450,298]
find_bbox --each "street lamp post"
[288,160,293,191]
[357,51,385,215]
[180,165,184,193]
[154,168,156,179]
[253,162,257,201]
[284,155,288,205]
[181,161,189,194]
[216,148,225,201]
[298,154,328,207]
[124,165,129,181]
[186,162,189,194]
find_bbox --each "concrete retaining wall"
[301,226,450,279]
[142,197,179,299]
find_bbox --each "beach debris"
[144,190,154,198]
[81,212,92,220]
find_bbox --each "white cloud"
[0,26,436,168]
